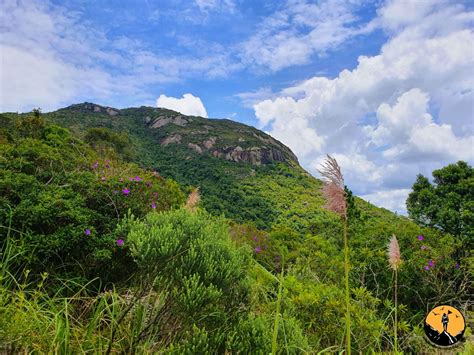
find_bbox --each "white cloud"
[251,0,474,214]
[361,189,411,214]
[239,0,371,71]
[156,93,208,117]
[0,0,238,112]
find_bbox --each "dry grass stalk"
[318,155,347,219]
[388,234,402,270]
[388,234,401,353]
[185,188,200,211]
[318,154,351,354]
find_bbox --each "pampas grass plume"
[388,234,401,270]
[318,155,347,219]
[185,188,200,211]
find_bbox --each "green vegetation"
[407,161,473,243]
[1,106,472,353]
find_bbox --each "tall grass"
[387,235,401,354]
[318,155,351,355]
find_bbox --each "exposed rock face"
[161,134,182,146]
[188,143,203,154]
[203,137,217,149]
[211,146,289,166]
[150,115,189,128]
[106,108,119,116]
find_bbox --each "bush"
[123,209,251,327]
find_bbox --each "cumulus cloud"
[361,189,412,214]
[251,0,474,213]
[156,94,208,117]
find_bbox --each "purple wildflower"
[254,246,262,253]
[424,265,430,271]
[455,262,460,269]
[428,260,435,267]
[135,176,141,181]
[129,177,134,181]
[151,202,156,209]
[122,188,130,195]
[84,229,91,236]
[421,245,427,250]
[417,235,424,241]
[116,239,124,247]
[92,161,99,170]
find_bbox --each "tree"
[406,161,473,242]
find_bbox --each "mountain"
[13,102,400,231]
[1,103,467,353]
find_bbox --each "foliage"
[0,114,184,283]
[0,106,472,353]
[407,161,473,243]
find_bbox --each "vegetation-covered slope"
[0,106,471,353]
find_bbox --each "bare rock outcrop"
[150,115,189,128]
[203,137,217,149]
[188,143,203,154]
[161,134,182,146]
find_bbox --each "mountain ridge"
[56,102,300,167]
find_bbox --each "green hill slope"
[1,104,469,353]
[12,102,391,230]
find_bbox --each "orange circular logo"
[424,305,465,347]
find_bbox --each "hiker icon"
[442,312,449,332]
[424,305,465,347]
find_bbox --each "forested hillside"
[0,106,471,353]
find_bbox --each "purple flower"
[455,262,460,269]
[418,235,424,241]
[151,202,156,209]
[424,265,430,271]
[122,188,130,195]
[428,260,435,267]
[421,245,427,250]
[252,236,258,241]
[116,239,124,247]
[254,246,262,253]
[135,176,141,181]
[92,161,99,170]
[129,177,134,181]
[84,229,91,236]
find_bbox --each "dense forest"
[0,106,472,353]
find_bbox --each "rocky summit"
[58,102,298,167]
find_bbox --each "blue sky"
[1,0,473,214]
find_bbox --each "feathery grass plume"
[318,155,351,354]
[387,234,401,271]
[387,234,401,354]
[185,187,201,211]
[318,155,347,219]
